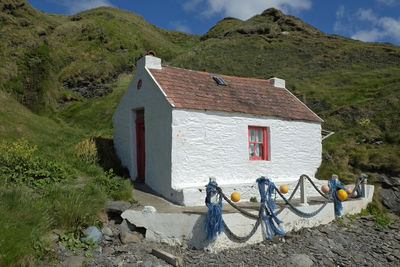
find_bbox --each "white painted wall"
[171,109,322,191]
[114,56,323,206]
[113,57,173,199]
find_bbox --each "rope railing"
[273,182,331,218]
[204,174,368,242]
[301,174,329,199]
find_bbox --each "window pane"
[256,129,263,142]
[255,144,262,157]
[249,129,255,142]
[249,143,255,156]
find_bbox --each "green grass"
[0,182,110,266]
[0,82,132,265]
[0,187,52,266]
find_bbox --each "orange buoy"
[280,185,289,194]
[337,189,348,201]
[347,187,353,195]
[231,192,241,202]
[321,184,330,194]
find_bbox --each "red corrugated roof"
[149,66,323,123]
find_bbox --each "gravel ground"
[54,213,400,267]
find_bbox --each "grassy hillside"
[0,0,198,112]
[0,77,134,266]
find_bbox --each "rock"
[380,188,400,214]
[142,261,154,267]
[378,175,400,187]
[57,242,67,253]
[288,254,313,267]
[81,226,102,243]
[151,248,183,267]
[377,175,400,214]
[103,246,114,256]
[55,210,400,266]
[102,226,114,237]
[117,219,136,233]
[104,235,113,241]
[387,255,396,262]
[107,201,131,214]
[119,231,141,244]
[60,255,85,267]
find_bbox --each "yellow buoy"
[280,184,289,194]
[337,189,348,201]
[231,192,241,202]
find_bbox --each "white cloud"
[351,8,400,42]
[351,29,383,42]
[334,7,400,44]
[334,5,346,32]
[183,0,311,20]
[376,0,398,6]
[336,5,345,19]
[356,8,378,23]
[183,0,203,11]
[54,0,113,14]
[170,21,192,33]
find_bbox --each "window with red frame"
[248,126,268,160]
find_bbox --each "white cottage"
[113,55,323,206]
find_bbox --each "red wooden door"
[136,115,145,181]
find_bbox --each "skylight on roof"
[213,75,227,86]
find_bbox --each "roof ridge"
[162,65,270,82]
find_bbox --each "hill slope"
[0,0,198,111]
[1,1,400,183]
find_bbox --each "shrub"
[44,184,107,232]
[90,169,132,201]
[367,203,391,228]
[0,139,73,188]
[74,138,98,165]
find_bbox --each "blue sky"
[27,0,400,45]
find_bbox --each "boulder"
[378,175,400,214]
[117,219,136,233]
[101,226,113,237]
[119,231,141,244]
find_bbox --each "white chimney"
[137,55,162,70]
[269,77,285,88]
